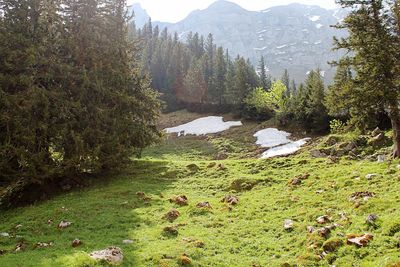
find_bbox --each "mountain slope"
[148,1,347,83]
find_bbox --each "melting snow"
[164,116,242,136]
[316,23,324,29]
[254,46,268,51]
[309,15,321,22]
[276,44,288,49]
[254,128,310,158]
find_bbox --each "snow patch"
[164,116,242,136]
[316,23,324,29]
[309,15,320,22]
[254,128,310,158]
[254,46,268,51]
[262,9,271,13]
[257,29,267,34]
[314,40,322,45]
[276,44,288,49]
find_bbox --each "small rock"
[310,150,327,158]
[349,191,375,201]
[317,215,330,224]
[215,152,228,160]
[377,155,386,162]
[89,247,123,264]
[196,202,212,209]
[169,195,188,206]
[15,242,26,252]
[217,163,227,171]
[122,239,134,244]
[221,195,239,205]
[47,219,53,225]
[0,233,9,237]
[347,233,373,247]
[34,242,53,249]
[136,192,151,201]
[179,254,192,265]
[0,249,5,255]
[307,226,316,233]
[317,227,331,238]
[366,214,378,225]
[365,173,377,180]
[14,224,22,229]
[72,239,82,247]
[163,209,180,222]
[284,219,294,230]
[58,220,72,229]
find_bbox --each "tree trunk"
[389,105,400,158]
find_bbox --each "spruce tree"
[333,0,400,156]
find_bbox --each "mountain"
[127,3,150,29]
[133,1,348,83]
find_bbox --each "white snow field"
[164,116,242,136]
[254,128,310,158]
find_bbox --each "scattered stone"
[89,247,123,264]
[307,226,316,233]
[0,249,5,255]
[163,209,180,222]
[163,226,179,235]
[14,224,22,229]
[47,219,53,225]
[169,195,188,206]
[365,173,378,180]
[72,239,82,247]
[196,202,212,209]
[315,189,324,194]
[349,191,376,201]
[368,133,386,147]
[122,239,134,244]
[221,195,239,205]
[186,163,200,173]
[58,220,71,229]
[366,214,379,225]
[339,212,350,222]
[217,163,227,171]
[347,233,373,247]
[34,242,53,249]
[289,173,309,186]
[0,233,9,237]
[317,224,339,238]
[15,242,26,252]
[317,215,330,224]
[284,219,294,230]
[178,254,192,265]
[310,149,327,158]
[377,155,386,163]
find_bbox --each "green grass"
[1,116,400,266]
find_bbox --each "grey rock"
[284,219,294,230]
[365,173,378,180]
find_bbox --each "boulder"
[310,150,327,158]
[89,247,123,264]
[284,219,294,230]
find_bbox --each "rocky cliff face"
[132,1,348,83]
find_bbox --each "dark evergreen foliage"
[0,0,161,194]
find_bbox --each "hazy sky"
[128,0,339,23]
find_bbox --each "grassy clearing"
[1,112,400,267]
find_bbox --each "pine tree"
[281,69,290,94]
[259,56,269,90]
[333,0,400,156]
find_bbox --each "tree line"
[0,0,160,200]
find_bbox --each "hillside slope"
[1,113,399,267]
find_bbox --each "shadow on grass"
[0,160,181,266]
